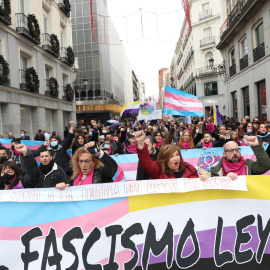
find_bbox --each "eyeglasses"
[79,160,92,164]
[225,148,241,154]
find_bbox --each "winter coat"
[136,143,198,179]
[5,149,40,189]
[47,132,73,174]
[37,162,68,188]
[211,144,270,176]
[136,148,159,180]
[257,132,270,144]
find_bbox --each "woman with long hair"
[229,130,241,146]
[178,123,203,150]
[135,130,203,179]
[56,142,124,189]
[0,144,39,190]
[72,134,88,155]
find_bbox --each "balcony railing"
[229,63,236,77]
[60,47,69,65]
[198,65,224,76]
[253,43,265,62]
[16,13,40,45]
[58,0,70,17]
[200,36,215,47]
[239,54,249,71]
[42,33,59,57]
[220,0,253,42]
[20,69,39,93]
[199,9,212,21]
[0,2,11,25]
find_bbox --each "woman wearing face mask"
[257,124,270,145]
[0,144,40,190]
[135,130,202,179]
[240,134,249,146]
[72,134,88,155]
[47,121,75,177]
[245,123,255,136]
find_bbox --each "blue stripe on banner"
[163,108,204,117]
[0,138,44,146]
[0,197,126,227]
[165,86,199,99]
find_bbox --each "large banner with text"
[0,176,270,269]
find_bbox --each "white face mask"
[102,130,107,134]
[127,129,130,132]
[196,129,199,134]
[247,129,253,133]
[180,132,183,136]
[104,144,110,149]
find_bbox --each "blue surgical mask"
[20,133,24,137]
[50,141,58,147]
[243,139,248,145]
[89,132,92,136]
[104,144,110,149]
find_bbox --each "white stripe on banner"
[164,96,203,108]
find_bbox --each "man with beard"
[211,136,270,179]
[37,150,68,188]
[136,136,159,180]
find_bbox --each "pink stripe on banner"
[0,199,129,241]
[118,162,138,172]
[163,102,203,112]
[98,249,132,270]
[165,91,201,103]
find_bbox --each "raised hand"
[15,144,28,156]
[246,136,259,147]
[135,130,146,149]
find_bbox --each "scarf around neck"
[222,157,246,176]
[182,141,191,149]
[202,140,213,148]
[126,144,137,154]
[40,160,55,175]
[156,138,165,149]
[74,170,94,186]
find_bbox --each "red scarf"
[74,170,94,186]
[156,138,165,149]
[206,123,215,133]
[202,140,213,148]
[126,144,137,154]
[222,157,246,176]
[182,141,191,149]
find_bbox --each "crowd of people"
[0,115,270,190]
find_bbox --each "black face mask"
[1,173,15,185]
[0,156,8,164]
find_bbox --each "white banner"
[0,177,247,203]
[137,101,157,120]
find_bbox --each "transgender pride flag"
[163,86,203,117]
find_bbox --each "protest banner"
[0,176,270,269]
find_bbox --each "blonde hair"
[178,130,195,150]
[71,147,103,179]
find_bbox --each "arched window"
[205,51,213,69]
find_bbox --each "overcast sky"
[107,0,185,99]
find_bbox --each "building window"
[230,49,235,65]
[205,51,213,68]
[203,3,210,12]
[203,27,212,39]
[242,87,250,117]
[255,22,264,47]
[240,36,248,58]
[18,0,25,13]
[231,91,237,119]
[204,82,217,96]
[257,80,266,123]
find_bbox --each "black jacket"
[6,149,40,189]
[47,132,73,174]
[37,162,68,188]
[136,148,159,180]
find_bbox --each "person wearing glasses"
[210,136,270,179]
[56,141,122,189]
